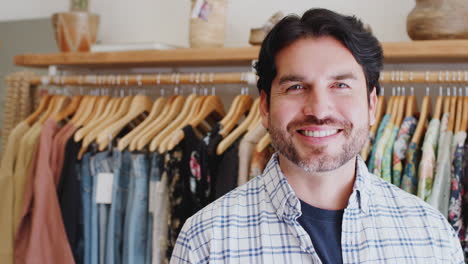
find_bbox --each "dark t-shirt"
[297,200,344,264]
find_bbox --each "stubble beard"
[268,115,369,173]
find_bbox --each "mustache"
[286,115,353,131]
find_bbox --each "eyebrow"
[278,75,305,85]
[328,72,358,81]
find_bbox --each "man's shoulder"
[181,175,268,237]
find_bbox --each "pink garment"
[50,123,77,186]
[15,119,74,264]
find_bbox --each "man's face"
[260,36,377,173]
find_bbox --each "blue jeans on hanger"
[124,153,150,264]
[90,150,113,264]
[106,149,132,264]
[80,153,92,264]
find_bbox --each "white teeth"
[301,129,338,138]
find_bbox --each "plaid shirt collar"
[263,153,373,222]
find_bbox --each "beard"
[268,114,368,173]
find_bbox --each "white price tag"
[191,0,204,18]
[96,173,114,204]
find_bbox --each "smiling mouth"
[297,129,342,138]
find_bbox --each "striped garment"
[170,153,464,264]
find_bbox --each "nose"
[302,86,332,119]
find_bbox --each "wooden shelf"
[14,40,468,68]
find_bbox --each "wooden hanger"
[53,95,82,123]
[70,95,98,127]
[455,96,463,133]
[256,133,271,153]
[443,96,451,116]
[158,95,206,152]
[96,95,153,150]
[77,96,132,159]
[405,95,417,118]
[38,95,70,124]
[360,95,385,162]
[216,98,260,155]
[447,96,457,133]
[219,95,240,129]
[148,94,199,152]
[386,96,395,115]
[117,96,168,151]
[135,95,186,151]
[389,95,399,125]
[74,96,112,142]
[411,95,431,145]
[219,95,253,137]
[25,94,53,125]
[395,96,406,127]
[370,96,386,136]
[247,101,261,132]
[165,95,226,151]
[433,96,443,121]
[461,96,468,133]
[129,97,173,151]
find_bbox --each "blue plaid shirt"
[170,153,464,263]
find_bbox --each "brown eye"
[334,82,350,89]
[286,84,304,92]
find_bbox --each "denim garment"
[147,153,164,264]
[124,154,150,264]
[80,153,92,264]
[90,150,113,264]
[106,150,132,264]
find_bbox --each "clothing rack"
[27,70,468,87]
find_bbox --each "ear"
[259,90,269,129]
[368,87,378,126]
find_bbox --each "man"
[170,8,464,263]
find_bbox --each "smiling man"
[170,8,464,263]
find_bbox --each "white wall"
[1,0,416,47]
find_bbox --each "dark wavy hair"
[255,8,383,106]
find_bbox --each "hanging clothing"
[367,114,390,172]
[105,149,132,264]
[372,117,393,178]
[57,135,83,263]
[392,116,417,186]
[448,131,467,241]
[428,113,453,217]
[0,121,30,264]
[171,153,465,263]
[13,122,42,233]
[15,119,74,264]
[148,153,169,264]
[400,141,422,194]
[381,124,398,183]
[417,118,441,201]
[124,153,151,264]
[249,145,275,181]
[238,124,267,186]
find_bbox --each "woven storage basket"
[407,0,468,40]
[190,0,227,48]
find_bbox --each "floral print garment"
[428,131,454,218]
[381,125,399,183]
[372,118,394,178]
[448,131,467,242]
[401,141,421,194]
[463,142,468,257]
[367,114,390,172]
[392,116,418,187]
[417,118,440,201]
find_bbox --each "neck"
[278,154,357,211]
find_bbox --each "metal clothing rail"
[30,70,468,86]
[33,72,258,86]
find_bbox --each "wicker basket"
[407,0,468,40]
[189,0,227,48]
